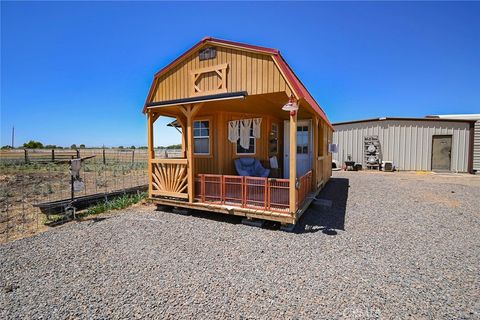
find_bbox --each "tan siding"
[150,46,295,103]
[192,111,282,175]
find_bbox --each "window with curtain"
[236,126,256,154]
[193,120,210,154]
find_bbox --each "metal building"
[332,117,476,173]
[428,114,480,172]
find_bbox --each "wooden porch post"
[182,103,201,203]
[186,107,194,203]
[313,117,319,189]
[289,111,298,215]
[147,111,155,197]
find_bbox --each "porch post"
[313,117,319,189]
[147,111,155,197]
[289,111,298,214]
[186,106,195,203]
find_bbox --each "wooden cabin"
[143,37,333,227]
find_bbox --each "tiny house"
[143,37,333,226]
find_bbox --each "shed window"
[194,120,210,154]
[236,126,256,155]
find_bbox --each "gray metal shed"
[332,117,475,173]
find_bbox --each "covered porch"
[146,91,331,224]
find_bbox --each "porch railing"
[150,158,188,198]
[297,170,313,208]
[194,170,313,213]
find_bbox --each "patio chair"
[234,158,270,177]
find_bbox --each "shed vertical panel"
[474,121,480,171]
[405,124,411,170]
[412,125,418,170]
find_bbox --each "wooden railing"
[194,170,313,213]
[150,158,188,198]
[195,174,290,213]
[297,170,313,208]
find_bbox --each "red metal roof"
[143,37,332,128]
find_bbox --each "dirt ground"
[0,161,147,243]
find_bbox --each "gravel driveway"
[1,171,479,319]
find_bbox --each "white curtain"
[239,118,252,149]
[228,120,240,143]
[252,118,262,139]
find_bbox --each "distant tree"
[138,146,147,149]
[45,144,57,149]
[70,144,77,149]
[79,144,86,149]
[118,146,124,149]
[166,144,182,149]
[23,140,44,149]
[130,145,136,149]
[1,145,13,149]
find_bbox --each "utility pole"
[11,126,14,148]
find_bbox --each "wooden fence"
[0,148,182,164]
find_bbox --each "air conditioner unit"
[383,161,394,172]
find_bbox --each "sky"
[1,1,479,148]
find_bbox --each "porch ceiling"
[149,92,317,121]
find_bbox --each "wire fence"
[0,148,181,243]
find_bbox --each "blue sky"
[1,1,479,147]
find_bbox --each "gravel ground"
[1,171,479,319]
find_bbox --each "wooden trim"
[151,190,189,199]
[147,112,155,197]
[189,63,229,97]
[313,117,319,189]
[190,63,228,76]
[151,158,188,165]
[271,56,300,100]
[192,117,212,157]
[149,197,295,225]
[289,111,298,214]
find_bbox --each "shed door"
[284,120,313,178]
[432,135,452,171]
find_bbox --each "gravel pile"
[1,171,479,319]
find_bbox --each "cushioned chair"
[234,158,270,177]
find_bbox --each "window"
[269,123,278,155]
[194,120,210,154]
[297,125,309,154]
[236,126,256,154]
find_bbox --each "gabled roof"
[143,37,332,128]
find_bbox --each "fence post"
[51,149,55,162]
[24,149,28,164]
[103,147,106,164]
[76,149,80,158]
[131,149,135,164]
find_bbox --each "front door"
[432,135,452,171]
[284,120,313,178]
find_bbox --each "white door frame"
[284,119,313,178]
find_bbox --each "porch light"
[282,95,298,115]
